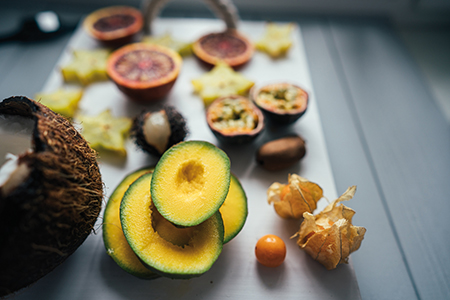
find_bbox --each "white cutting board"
[15,18,361,300]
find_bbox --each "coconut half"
[0,96,103,297]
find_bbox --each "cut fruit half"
[251,82,309,125]
[151,140,231,227]
[102,166,159,279]
[83,6,143,47]
[192,29,254,69]
[220,173,248,243]
[120,172,224,279]
[206,95,264,144]
[107,43,182,103]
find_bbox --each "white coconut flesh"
[0,114,33,197]
[143,110,172,154]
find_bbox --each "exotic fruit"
[131,105,188,156]
[293,186,366,270]
[83,6,144,47]
[206,95,264,144]
[192,30,254,69]
[251,82,308,125]
[107,43,182,103]
[0,97,103,297]
[267,174,323,219]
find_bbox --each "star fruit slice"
[267,174,323,219]
[142,33,192,56]
[293,186,367,270]
[77,109,132,156]
[35,88,83,118]
[191,61,254,106]
[256,22,294,58]
[61,49,110,85]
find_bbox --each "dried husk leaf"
[267,174,323,219]
[293,186,366,270]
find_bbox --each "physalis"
[267,174,323,219]
[256,23,294,58]
[77,109,132,156]
[142,33,192,56]
[35,88,83,118]
[293,186,366,270]
[61,49,110,85]
[192,62,254,106]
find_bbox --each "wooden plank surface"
[327,19,450,299]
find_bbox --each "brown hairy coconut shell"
[131,105,188,156]
[0,96,103,297]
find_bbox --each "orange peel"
[293,186,366,270]
[267,174,323,219]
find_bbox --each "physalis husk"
[35,88,83,118]
[293,186,366,270]
[77,109,132,156]
[191,62,254,106]
[267,174,323,219]
[256,23,294,58]
[142,33,192,56]
[61,49,110,85]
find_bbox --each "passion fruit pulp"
[107,43,182,103]
[251,83,309,125]
[192,30,254,69]
[206,95,264,144]
[83,6,143,47]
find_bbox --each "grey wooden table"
[1,5,449,300]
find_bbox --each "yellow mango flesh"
[102,167,157,279]
[151,141,230,227]
[121,173,224,278]
[219,174,248,243]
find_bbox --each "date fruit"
[256,135,306,171]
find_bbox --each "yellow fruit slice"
[61,49,110,85]
[191,62,254,106]
[35,88,83,118]
[256,23,294,58]
[103,167,159,279]
[77,109,132,156]
[142,33,192,56]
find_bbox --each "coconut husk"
[0,96,103,297]
[131,105,188,156]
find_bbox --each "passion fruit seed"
[115,50,174,82]
[210,97,257,133]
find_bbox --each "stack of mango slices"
[103,140,248,279]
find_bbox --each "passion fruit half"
[192,30,254,69]
[251,83,309,125]
[107,43,182,103]
[206,95,264,144]
[83,6,143,47]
